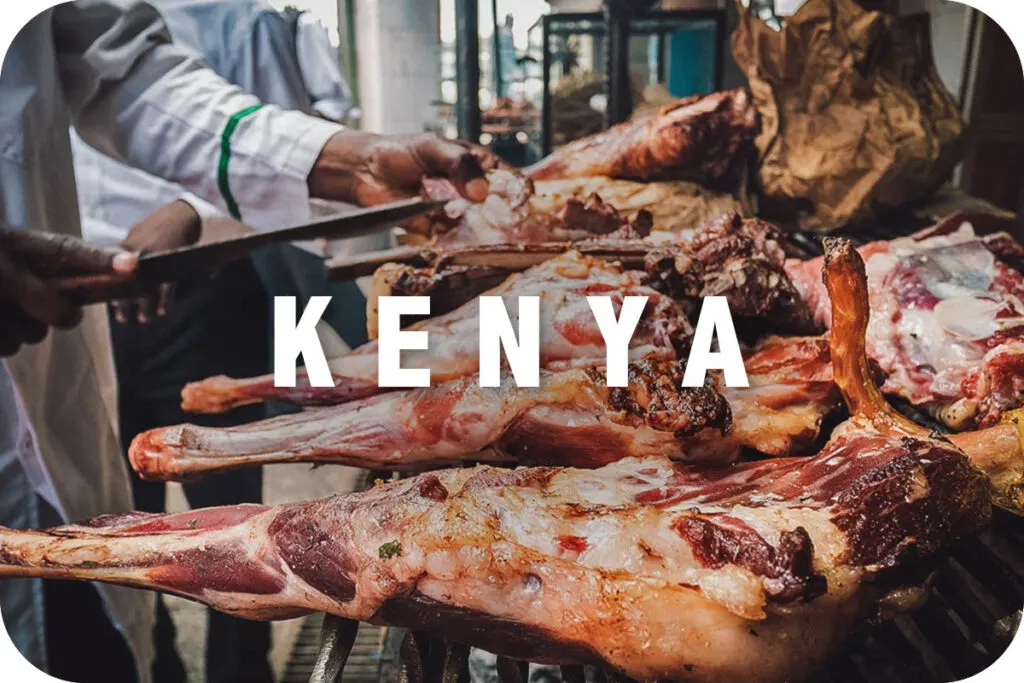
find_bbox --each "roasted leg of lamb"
[183,252,690,414]
[525,89,760,186]
[130,336,838,482]
[787,216,1024,430]
[0,240,992,682]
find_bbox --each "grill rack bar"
[301,222,1024,683]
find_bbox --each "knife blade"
[58,198,444,304]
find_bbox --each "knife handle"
[55,273,141,305]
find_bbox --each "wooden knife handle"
[55,273,143,305]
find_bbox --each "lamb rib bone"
[0,239,991,682]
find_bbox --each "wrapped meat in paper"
[732,0,965,230]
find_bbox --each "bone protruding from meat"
[949,409,1024,515]
[821,237,929,439]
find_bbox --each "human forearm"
[58,1,489,230]
[57,3,342,228]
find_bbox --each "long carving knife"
[58,198,444,303]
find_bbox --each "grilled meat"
[531,176,745,235]
[365,262,510,339]
[642,214,816,335]
[187,216,819,415]
[525,89,760,185]
[183,252,691,414]
[133,362,732,480]
[131,336,839,482]
[365,214,818,339]
[787,218,1024,430]
[415,169,650,248]
[0,240,991,683]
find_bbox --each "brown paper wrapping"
[732,0,965,231]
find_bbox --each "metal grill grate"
[291,223,1024,683]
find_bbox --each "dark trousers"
[110,259,274,683]
[251,244,369,349]
[39,498,138,683]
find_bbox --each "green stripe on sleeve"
[217,104,265,220]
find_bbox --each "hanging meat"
[0,240,992,683]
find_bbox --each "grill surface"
[288,221,1024,683]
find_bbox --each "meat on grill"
[365,213,818,339]
[641,213,815,335]
[182,252,691,414]
[525,89,761,185]
[0,240,991,683]
[130,337,838,482]
[185,216,819,415]
[414,169,652,249]
[365,262,510,338]
[530,176,745,235]
[786,216,1024,430]
[411,92,759,249]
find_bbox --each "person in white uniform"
[68,3,366,680]
[0,2,489,681]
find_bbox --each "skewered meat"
[0,240,991,683]
[130,336,838,482]
[786,218,1024,430]
[183,252,691,414]
[525,89,760,185]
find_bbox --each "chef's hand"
[308,131,493,206]
[113,199,202,324]
[0,227,137,357]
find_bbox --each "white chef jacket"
[0,1,344,678]
[74,0,357,240]
[294,12,353,122]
